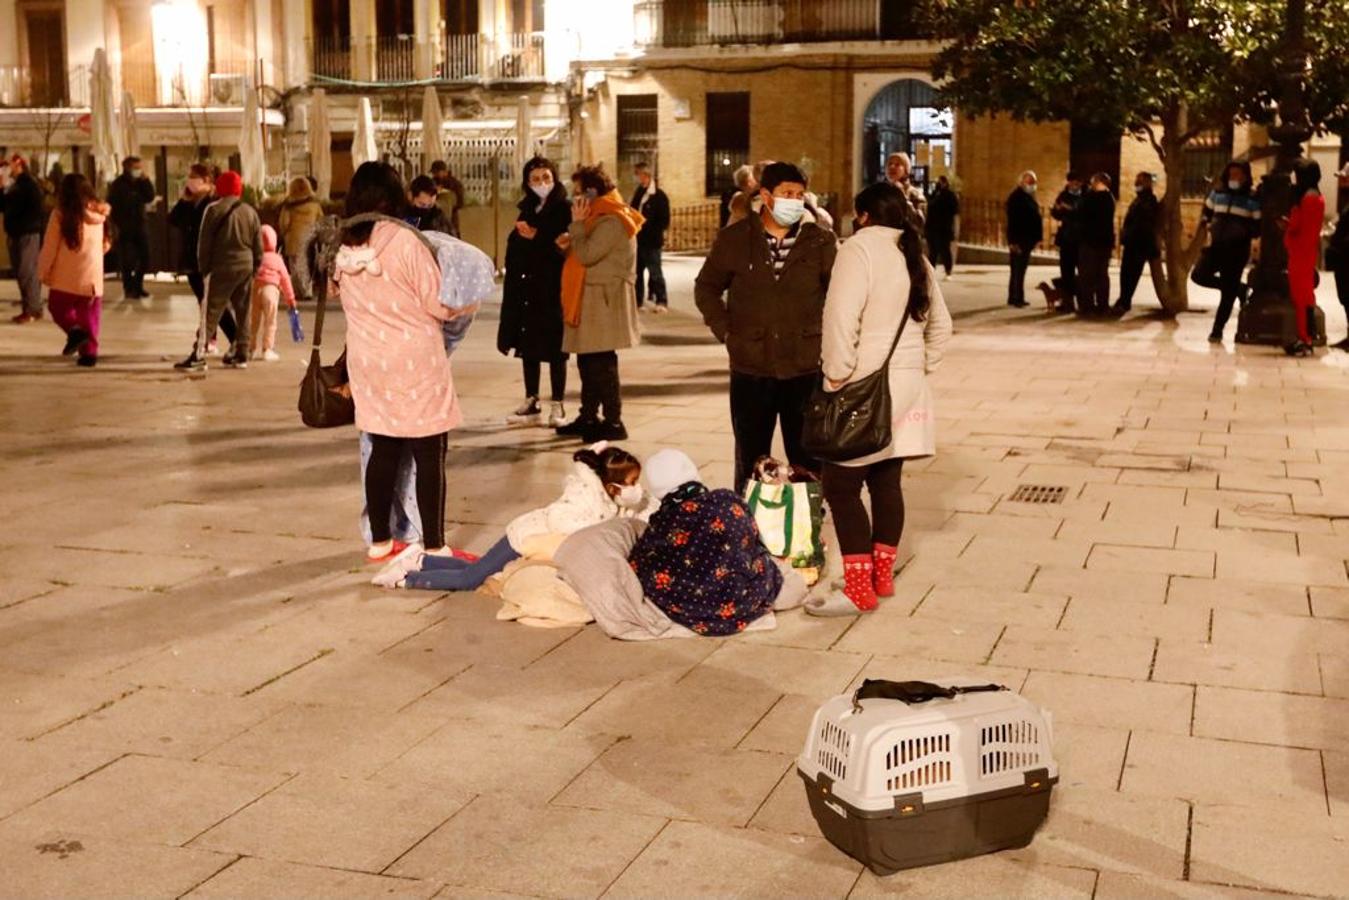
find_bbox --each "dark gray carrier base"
[798,767,1056,875]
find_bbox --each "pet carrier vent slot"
[1008,484,1068,504]
[979,720,1041,776]
[884,732,954,792]
[816,720,851,780]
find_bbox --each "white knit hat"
[644,449,701,500]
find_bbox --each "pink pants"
[249,284,280,355]
[48,289,101,358]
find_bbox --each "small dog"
[753,456,818,485]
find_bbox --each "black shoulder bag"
[801,300,910,463]
[297,268,354,428]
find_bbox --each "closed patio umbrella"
[238,77,266,193]
[420,85,444,174]
[307,88,332,201]
[120,89,140,161]
[89,49,121,182]
[353,96,378,169]
[513,95,533,178]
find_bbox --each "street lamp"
[1237,0,1322,346]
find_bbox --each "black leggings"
[578,351,621,422]
[821,459,905,557]
[523,357,567,402]
[365,432,447,547]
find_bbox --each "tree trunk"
[1159,112,1191,314]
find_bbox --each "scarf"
[561,189,645,328]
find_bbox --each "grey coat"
[562,215,640,355]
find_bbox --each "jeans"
[1008,245,1032,303]
[117,230,150,296]
[730,370,818,494]
[8,233,42,315]
[1210,243,1251,337]
[636,242,667,306]
[1077,244,1112,313]
[821,459,905,556]
[578,351,621,423]
[523,357,567,402]
[366,432,448,547]
[48,289,102,358]
[1117,245,1152,309]
[404,535,520,591]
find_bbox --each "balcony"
[634,0,932,48]
[438,32,547,83]
[305,32,545,85]
[0,59,254,109]
[310,36,353,81]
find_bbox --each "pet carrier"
[797,678,1057,875]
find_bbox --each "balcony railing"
[634,0,932,47]
[375,35,417,83]
[310,36,352,80]
[0,60,254,109]
[440,31,545,82]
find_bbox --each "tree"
[928,0,1349,313]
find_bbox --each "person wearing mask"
[721,164,757,229]
[1203,160,1262,343]
[885,152,927,225]
[555,164,645,443]
[925,175,959,278]
[0,154,47,324]
[1282,159,1325,357]
[1328,164,1349,351]
[1076,172,1116,316]
[277,176,323,299]
[1048,171,1087,313]
[407,175,454,234]
[1114,172,1163,315]
[335,162,462,564]
[169,165,235,367]
[428,160,465,238]
[695,161,838,493]
[1005,170,1042,308]
[182,170,262,372]
[630,161,671,312]
[809,181,952,616]
[37,173,110,367]
[107,156,157,299]
[499,155,572,428]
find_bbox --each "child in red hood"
[250,223,296,361]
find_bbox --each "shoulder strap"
[879,287,914,368]
[311,261,329,350]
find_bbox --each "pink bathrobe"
[335,221,461,437]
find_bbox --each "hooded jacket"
[1202,160,1262,248]
[254,224,296,305]
[197,196,263,278]
[505,461,626,551]
[278,178,324,254]
[38,202,109,296]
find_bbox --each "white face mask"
[530,182,553,200]
[1023,183,1037,194]
[1227,179,1243,191]
[613,484,646,509]
[769,197,805,227]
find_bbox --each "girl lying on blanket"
[375,443,650,589]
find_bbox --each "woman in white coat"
[808,182,953,617]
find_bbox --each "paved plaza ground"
[1,257,1348,899]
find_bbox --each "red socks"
[873,543,898,598]
[842,555,879,611]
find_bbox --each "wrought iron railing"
[0,60,253,109]
[309,36,352,80]
[442,31,545,82]
[634,0,932,47]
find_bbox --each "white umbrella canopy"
[89,49,121,182]
[353,96,378,170]
[307,88,332,201]
[513,95,533,177]
[120,89,140,162]
[238,77,266,193]
[420,86,444,174]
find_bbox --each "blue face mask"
[769,197,805,227]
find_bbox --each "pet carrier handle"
[850,679,1007,713]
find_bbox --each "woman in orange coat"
[38,173,109,367]
[1283,159,1325,357]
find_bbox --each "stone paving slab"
[2,267,1348,897]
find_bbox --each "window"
[617,94,659,198]
[510,0,545,32]
[312,0,350,43]
[444,0,478,35]
[706,91,750,197]
[23,7,67,106]
[1182,125,1234,198]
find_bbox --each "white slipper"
[371,543,424,588]
[804,591,871,618]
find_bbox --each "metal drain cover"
[1008,484,1068,504]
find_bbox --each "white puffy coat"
[505,462,623,552]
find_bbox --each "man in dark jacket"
[181,170,262,372]
[1077,173,1116,316]
[1050,171,1086,312]
[925,175,959,277]
[429,160,464,238]
[169,164,237,367]
[108,156,157,299]
[0,154,46,323]
[631,162,670,311]
[408,175,455,235]
[1005,170,1043,308]
[695,161,838,493]
[1114,172,1162,315]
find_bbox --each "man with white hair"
[885,152,927,224]
[1005,170,1043,308]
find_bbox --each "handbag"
[297,269,355,428]
[800,301,910,463]
[1190,245,1222,290]
[744,471,825,581]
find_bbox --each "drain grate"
[1008,484,1068,504]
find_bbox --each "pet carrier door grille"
[884,732,954,792]
[817,720,851,780]
[979,720,1042,776]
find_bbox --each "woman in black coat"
[498,156,573,427]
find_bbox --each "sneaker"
[555,417,599,438]
[76,355,97,368]
[366,539,410,564]
[174,353,206,371]
[372,542,425,588]
[262,349,281,362]
[62,328,88,356]
[11,311,41,324]
[506,397,542,426]
[583,420,629,443]
[206,341,222,356]
[221,352,248,369]
[546,402,567,428]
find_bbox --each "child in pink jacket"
[250,224,296,361]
